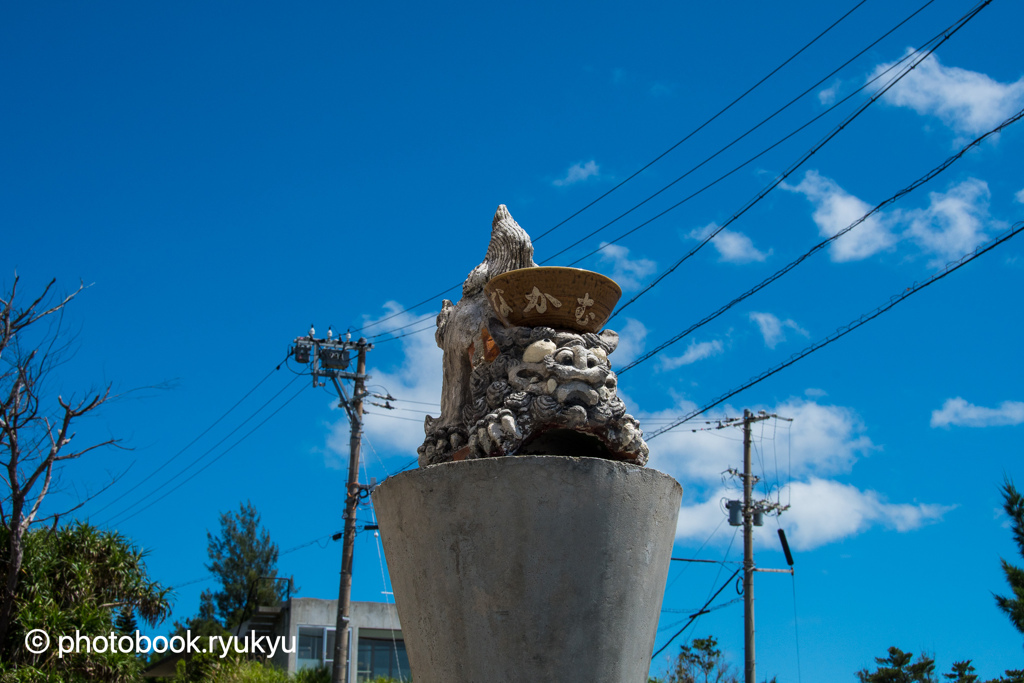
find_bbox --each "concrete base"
[373,456,682,683]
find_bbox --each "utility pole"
[332,340,368,683]
[291,327,374,683]
[742,409,757,683]
[723,409,793,683]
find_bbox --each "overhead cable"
[618,104,1024,374]
[646,220,1024,440]
[532,0,873,244]
[366,312,437,340]
[348,0,875,335]
[107,382,308,527]
[610,0,993,322]
[652,567,743,659]
[101,376,306,526]
[359,1,938,345]
[88,357,288,518]
[371,320,438,344]
[540,0,937,264]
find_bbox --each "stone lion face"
[417,320,648,467]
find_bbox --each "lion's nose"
[572,346,588,370]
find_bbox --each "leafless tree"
[0,275,118,647]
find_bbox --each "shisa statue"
[418,205,649,467]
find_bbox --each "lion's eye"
[587,355,599,368]
[556,350,574,365]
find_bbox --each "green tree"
[0,522,170,681]
[856,646,936,683]
[988,671,1024,683]
[205,501,291,630]
[664,635,738,683]
[943,660,979,682]
[995,479,1024,636]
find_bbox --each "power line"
[350,282,458,335]
[362,10,943,347]
[87,357,288,518]
[369,404,435,416]
[617,103,1024,373]
[533,0,872,246]
[653,568,741,659]
[364,411,426,423]
[565,1,977,271]
[346,0,876,336]
[105,381,308,527]
[371,320,437,344]
[646,220,1024,439]
[171,529,343,591]
[539,0,937,265]
[384,397,440,407]
[365,312,437,340]
[348,0,957,344]
[99,373,305,526]
[169,576,215,590]
[610,0,993,321]
[281,532,339,556]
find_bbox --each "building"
[253,598,409,682]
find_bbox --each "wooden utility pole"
[331,340,369,683]
[736,409,792,683]
[742,409,756,683]
[290,328,372,683]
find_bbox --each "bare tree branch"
[0,275,114,647]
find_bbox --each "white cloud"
[904,179,997,267]
[872,51,1024,137]
[688,223,770,263]
[659,339,723,370]
[597,243,656,290]
[553,160,599,187]
[783,171,1000,267]
[782,478,953,550]
[611,318,647,368]
[322,302,442,469]
[748,312,808,349]
[1016,188,1024,204]
[648,397,948,550]
[781,170,897,261]
[673,479,951,551]
[645,398,874,486]
[818,81,841,106]
[931,397,1024,428]
[675,492,733,542]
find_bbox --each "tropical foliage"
[0,522,169,682]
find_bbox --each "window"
[356,637,409,682]
[297,626,335,670]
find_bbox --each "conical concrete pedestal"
[373,455,682,683]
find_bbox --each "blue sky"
[3,0,1024,679]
